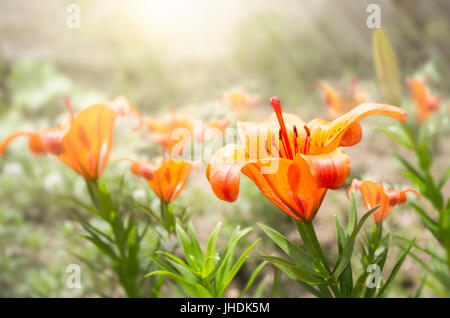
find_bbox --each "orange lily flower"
[107,96,143,130]
[207,119,231,134]
[206,96,406,222]
[145,110,230,155]
[407,78,440,123]
[145,110,195,155]
[58,104,117,180]
[117,157,198,203]
[0,104,117,180]
[347,178,420,224]
[0,127,68,156]
[222,90,261,119]
[0,100,76,156]
[317,77,369,120]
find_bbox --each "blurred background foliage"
[0,0,449,297]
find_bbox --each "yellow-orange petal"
[307,103,407,154]
[242,158,307,220]
[237,112,307,159]
[145,159,196,203]
[58,104,117,180]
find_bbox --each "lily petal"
[206,144,248,202]
[308,103,407,154]
[0,131,46,155]
[58,104,117,180]
[242,158,306,220]
[300,148,350,190]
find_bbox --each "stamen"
[303,125,310,154]
[271,133,281,157]
[278,129,288,158]
[64,97,75,121]
[292,125,299,155]
[270,96,293,159]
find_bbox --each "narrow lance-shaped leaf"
[258,223,318,276]
[347,192,357,236]
[201,222,222,278]
[377,237,416,297]
[333,206,379,278]
[240,261,268,297]
[218,239,261,297]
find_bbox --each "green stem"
[84,178,140,297]
[295,220,341,298]
[160,200,175,233]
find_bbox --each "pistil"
[270,96,294,160]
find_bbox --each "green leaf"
[391,152,425,184]
[258,223,316,274]
[175,223,198,269]
[77,233,117,261]
[156,251,196,276]
[255,256,325,285]
[187,222,204,265]
[335,215,353,297]
[393,234,446,263]
[438,166,450,190]
[138,204,164,227]
[218,239,261,296]
[414,275,427,298]
[339,265,353,298]
[269,263,322,297]
[377,237,416,297]
[251,276,269,298]
[127,226,137,247]
[373,29,402,106]
[201,222,222,278]
[376,126,414,149]
[333,207,379,278]
[240,261,268,297]
[417,142,432,171]
[438,207,450,254]
[146,270,212,297]
[408,202,440,241]
[335,216,346,253]
[347,192,357,236]
[210,226,252,285]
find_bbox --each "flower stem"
[84,179,140,297]
[295,220,341,298]
[160,200,175,233]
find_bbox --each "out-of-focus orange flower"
[407,78,440,124]
[317,77,369,120]
[107,96,143,130]
[347,178,420,224]
[222,90,261,119]
[145,110,230,155]
[117,157,198,203]
[0,127,67,156]
[207,119,230,134]
[206,96,406,222]
[145,110,195,155]
[0,100,76,156]
[0,104,117,180]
